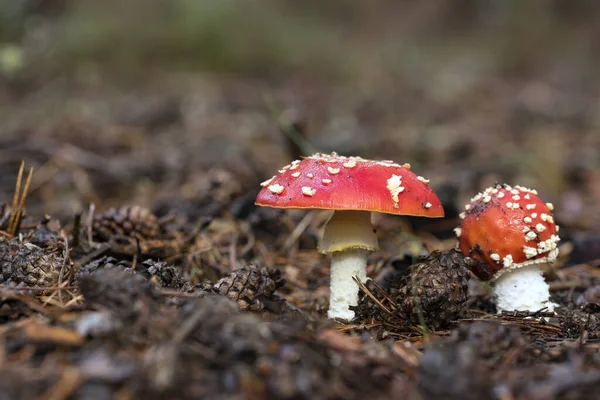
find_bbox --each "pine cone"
[75,256,134,282]
[93,205,161,241]
[139,259,191,290]
[391,249,471,330]
[214,265,285,311]
[0,238,66,289]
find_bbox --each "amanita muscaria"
[456,184,560,312]
[255,152,444,320]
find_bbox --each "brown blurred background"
[0,0,599,245]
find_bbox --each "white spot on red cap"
[523,246,538,259]
[301,186,316,196]
[537,240,551,253]
[526,204,536,210]
[535,223,546,233]
[490,253,500,262]
[386,174,405,206]
[306,173,314,178]
[268,184,284,194]
[503,254,513,267]
[454,227,462,237]
[291,172,301,178]
[424,202,432,209]
[322,178,331,185]
[546,202,554,211]
[343,159,356,168]
[327,167,340,175]
[417,176,430,184]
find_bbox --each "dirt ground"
[1,2,600,399]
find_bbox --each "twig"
[238,223,256,258]
[549,280,586,290]
[72,212,81,249]
[0,284,77,291]
[282,211,315,251]
[57,231,70,304]
[86,203,95,246]
[7,161,24,236]
[171,307,205,345]
[411,273,430,340]
[38,367,82,400]
[159,289,203,298]
[0,290,54,316]
[368,279,398,311]
[73,242,110,267]
[10,166,33,236]
[353,276,394,315]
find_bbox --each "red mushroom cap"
[456,184,560,281]
[255,153,444,217]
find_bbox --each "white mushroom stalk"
[327,248,369,319]
[492,264,554,312]
[319,210,378,320]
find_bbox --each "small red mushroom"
[256,152,444,320]
[456,183,560,312]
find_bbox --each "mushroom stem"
[328,248,369,319]
[320,210,378,320]
[492,264,554,312]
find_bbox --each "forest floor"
[1,3,600,399]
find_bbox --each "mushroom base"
[327,248,369,320]
[492,264,555,312]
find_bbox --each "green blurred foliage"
[1,0,599,82]
[23,0,348,78]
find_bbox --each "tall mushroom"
[456,184,560,312]
[255,152,444,320]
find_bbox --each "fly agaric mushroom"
[255,152,444,320]
[456,184,560,312]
